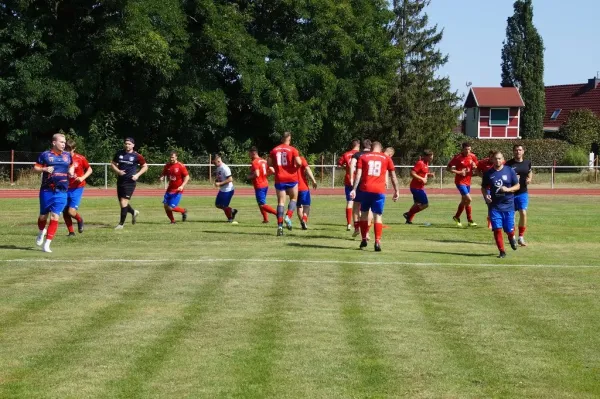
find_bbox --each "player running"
[403,150,434,224]
[506,144,532,246]
[476,150,499,229]
[350,142,400,252]
[349,139,372,237]
[337,140,360,230]
[268,131,303,236]
[248,147,277,223]
[160,151,190,224]
[297,156,318,230]
[63,139,92,236]
[111,137,148,229]
[213,154,238,223]
[34,133,74,253]
[447,142,478,227]
[481,151,520,258]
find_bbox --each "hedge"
[469,139,573,166]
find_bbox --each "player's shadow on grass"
[286,242,348,250]
[426,238,490,246]
[0,245,37,251]
[404,249,491,257]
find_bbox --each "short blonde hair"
[384,147,395,156]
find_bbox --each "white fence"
[2,161,600,190]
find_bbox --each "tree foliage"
[500,0,545,139]
[557,109,600,151]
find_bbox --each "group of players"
[33,133,531,257]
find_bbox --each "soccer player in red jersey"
[248,147,277,223]
[160,151,190,223]
[350,142,400,252]
[297,156,318,230]
[447,142,478,227]
[63,140,92,236]
[403,150,435,224]
[268,132,303,236]
[337,139,360,230]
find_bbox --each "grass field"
[1,194,600,398]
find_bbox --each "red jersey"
[250,158,269,189]
[269,144,300,183]
[357,152,395,194]
[161,162,189,193]
[410,159,429,190]
[69,153,91,189]
[477,157,504,174]
[297,157,310,191]
[337,149,358,186]
[447,153,478,186]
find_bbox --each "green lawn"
[1,195,599,398]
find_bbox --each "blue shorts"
[215,190,234,208]
[514,192,529,211]
[298,190,311,207]
[39,189,68,215]
[489,208,515,233]
[275,182,298,191]
[345,185,354,201]
[456,184,471,196]
[163,191,183,208]
[66,187,84,210]
[410,188,428,205]
[254,187,268,205]
[360,192,386,215]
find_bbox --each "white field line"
[0,258,599,268]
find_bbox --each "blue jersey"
[482,165,519,212]
[35,150,72,191]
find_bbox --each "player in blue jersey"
[111,137,148,229]
[481,151,520,258]
[34,133,74,253]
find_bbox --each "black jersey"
[112,150,147,182]
[505,159,532,194]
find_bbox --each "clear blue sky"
[425,0,600,97]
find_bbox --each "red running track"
[1,188,599,198]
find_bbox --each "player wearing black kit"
[506,144,532,246]
[111,137,148,229]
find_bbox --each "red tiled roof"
[544,82,600,129]
[464,87,525,108]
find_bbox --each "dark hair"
[170,151,178,156]
[513,144,525,151]
[461,142,471,149]
[350,139,360,149]
[281,131,292,142]
[362,139,372,149]
[65,139,76,151]
[212,153,222,161]
[422,149,433,157]
[125,137,135,145]
[249,146,258,153]
[488,149,497,156]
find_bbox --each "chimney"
[589,76,600,89]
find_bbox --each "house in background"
[463,87,525,139]
[544,77,600,134]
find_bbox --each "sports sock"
[346,208,352,225]
[120,207,128,225]
[37,217,47,231]
[408,205,421,222]
[493,229,504,251]
[165,209,175,222]
[286,209,294,218]
[354,221,360,230]
[518,226,526,237]
[224,207,233,219]
[507,231,515,240]
[64,213,74,233]
[259,206,269,222]
[466,205,473,222]
[46,219,59,240]
[73,213,83,223]
[303,205,310,218]
[172,206,186,214]
[455,203,465,219]
[360,220,370,240]
[302,214,308,223]
[287,200,297,214]
[126,204,135,215]
[277,205,284,225]
[374,222,383,242]
[261,204,277,215]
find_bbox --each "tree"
[387,0,462,160]
[501,0,545,139]
[558,109,600,151]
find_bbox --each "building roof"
[464,87,525,108]
[544,79,600,129]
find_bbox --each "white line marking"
[0,258,598,268]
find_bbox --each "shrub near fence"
[470,139,574,165]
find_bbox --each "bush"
[469,139,573,166]
[560,147,589,167]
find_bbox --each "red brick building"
[463,87,525,139]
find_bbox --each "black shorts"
[117,181,136,199]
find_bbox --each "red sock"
[374,222,383,242]
[46,220,59,240]
[37,217,46,231]
[302,215,308,223]
[277,216,283,224]
[172,206,185,214]
[518,226,526,237]
[165,209,175,222]
[354,221,360,230]
[455,204,465,219]
[224,207,233,219]
[261,204,277,215]
[73,213,83,223]
[466,206,473,222]
[507,230,515,240]
[408,205,421,222]
[360,220,370,240]
[493,229,505,252]
[346,208,353,225]
[64,213,74,233]
[286,209,294,218]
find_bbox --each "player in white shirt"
[213,154,238,223]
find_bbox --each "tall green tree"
[387,0,462,160]
[501,0,545,139]
[557,109,600,151]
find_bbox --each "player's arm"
[132,163,148,181]
[337,155,345,168]
[447,158,465,176]
[349,158,357,185]
[526,162,533,184]
[410,169,426,183]
[350,168,362,200]
[178,174,190,191]
[267,166,275,176]
[34,163,53,174]
[294,155,302,167]
[215,176,233,187]
[305,166,318,190]
[481,174,492,203]
[111,161,125,176]
[79,164,93,182]
[390,170,400,201]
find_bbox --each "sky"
[425,0,600,98]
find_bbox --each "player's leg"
[489,209,506,258]
[405,189,428,224]
[352,188,362,236]
[170,192,186,221]
[36,191,51,245]
[283,184,298,230]
[275,184,287,235]
[345,185,354,230]
[117,194,130,228]
[504,210,518,251]
[215,191,235,222]
[163,192,176,223]
[300,191,310,230]
[68,187,84,233]
[463,190,476,226]
[43,192,68,253]
[359,194,373,248]
[63,193,75,236]
[372,194,386,251]
[515,193,528,246]
[453,185,467,226]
